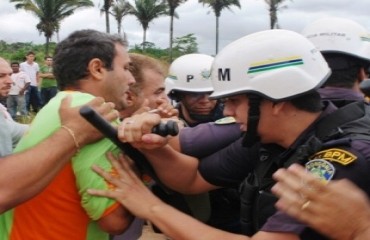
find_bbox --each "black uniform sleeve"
[331,140,370,195]
[179,122,241,158]
[198,137,254,187]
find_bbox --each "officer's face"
[223,94,249,131]
[223,95,276,142]
[257,100,278,143]
[179,91,215,115]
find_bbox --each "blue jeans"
[41,87,58,106]
[25,85,42,112]
[7,95,27,119]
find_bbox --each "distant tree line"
[0,33,198,64]
[0,40,57,63]
[6,0,292,61]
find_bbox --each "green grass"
[15,112,36,124]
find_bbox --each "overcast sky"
[1,0,370,55]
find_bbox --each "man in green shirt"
[40,56,57,106]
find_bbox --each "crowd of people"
[1,16,370,240]
[1,51,58,122]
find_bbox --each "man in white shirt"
[20,51,41,113]
[7,62,31,119]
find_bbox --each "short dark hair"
[53,29,128,90]
[26,51,35,56]
[11,61,19,66]
[323,53,368,88]
[289,91,323,113]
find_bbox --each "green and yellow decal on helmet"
[360,34,370,42]
[247,56,304,74]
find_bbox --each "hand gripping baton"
[79,105,177,194]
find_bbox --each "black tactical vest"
[239,101,370,236]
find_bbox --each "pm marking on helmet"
[247,56,303,74]
[309,148,357,165]
[218,68,230,81]
[186,75,194,82]
[305,159,335,182]
[187,68,210,82]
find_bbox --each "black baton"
[79,105,176,194]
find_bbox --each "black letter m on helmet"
[218,68,230,81]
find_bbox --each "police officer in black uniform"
[155,53,242,233]
[165,53,224,126]
[119,29,370,240]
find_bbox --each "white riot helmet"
[165,54,214,100]
[210,29,331,147]
[302,17,370,63]
[209,29,331,101]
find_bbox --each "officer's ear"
[271,101,286,115]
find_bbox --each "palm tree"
[10,0,94,55]
[199,0,241,54]
[101,0,114,33]
[264,0,292,29]
[110,0,133,35]
[130,0,168,52]
[167,0,187,62]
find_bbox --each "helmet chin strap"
[242,95,262,147]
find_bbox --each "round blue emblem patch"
[305,159,335,182]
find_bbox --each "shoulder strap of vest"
[315,101,366,140]
[252,146,282,189]
[256,102,370,179]
[283,135,323,168]
[324,99,358,108]
[285,101,370,167]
